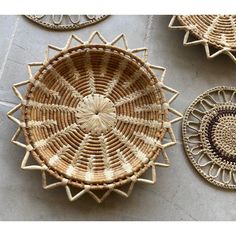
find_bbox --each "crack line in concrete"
[0,100,17,108]
[144,15,154,47]
[0,16,20,82]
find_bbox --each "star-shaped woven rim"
[169,15,236,63]
[7,32,182,203]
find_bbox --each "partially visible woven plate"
[182,86,236,189]
[8,32,182,203]
[25,15,109,31]
[169,15,236,63]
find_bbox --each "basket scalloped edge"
[168,15,236,64]
[7,31,182,203]
[25,15,110,31]
[182,86,236,189]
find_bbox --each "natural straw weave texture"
[25,15,109,31]
[169,15,236,63]
[182,86,236,189]
[7,32,182,203]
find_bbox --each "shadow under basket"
[7,32,182,203]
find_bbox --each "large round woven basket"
[169,15,236,63]
[25,15,109,31]
[8,32,182,203]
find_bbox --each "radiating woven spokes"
[182,86,236,189]
[169,15,236,63]
[25,15,109,31]
[7,32,182,203]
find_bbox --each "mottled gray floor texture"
[0,15,236,220]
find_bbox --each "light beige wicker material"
[169,15,236,63]
[7,32,182,203]
[182,86,236,189]
[25,15,109,31]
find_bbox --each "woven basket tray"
[25,15,109,31]
[169,15,236,63]
[8,32,182,203]
[182,86,236,189]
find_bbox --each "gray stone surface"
[0,16,18,74]
[0,15,236,221]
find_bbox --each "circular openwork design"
[21,44,168,189]
[76,94,117,135]
[25,15,109,31]
[183,87,236,189]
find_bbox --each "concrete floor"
[0,15,236,221]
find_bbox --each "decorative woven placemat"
[182,86,236,189]
[7,32,182,203]
[25,15,109,31]
[169,15,236,63]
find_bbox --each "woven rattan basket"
[8,32,182,203]
[182,86,236,189]
[25,15,109,31]
[169,15,236,63]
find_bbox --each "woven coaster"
[25,15,109,31]
[169,15,236,63]
[7,32,182,203]
[182,86,236,189]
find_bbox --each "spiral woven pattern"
[200,105,236,163]
[8,32,181,202]
[21,44,168,189]
[25,15,109,31]
[182,87,236,189]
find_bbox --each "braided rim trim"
[182,86,236,190]
[169,15,236,64]
[25,15,109,31]
[7,31,182,203]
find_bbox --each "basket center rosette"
[8,32,182,203]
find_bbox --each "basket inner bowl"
[22,45,167,188]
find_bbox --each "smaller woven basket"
[182,86,236,189]
[25,15,109,31]
[8,32,182,203]
[169,15,236,63]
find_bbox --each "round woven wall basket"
[8,32,182,203]
[169,15,236,63]
[182,86,236,189]
[25,15,109,31]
